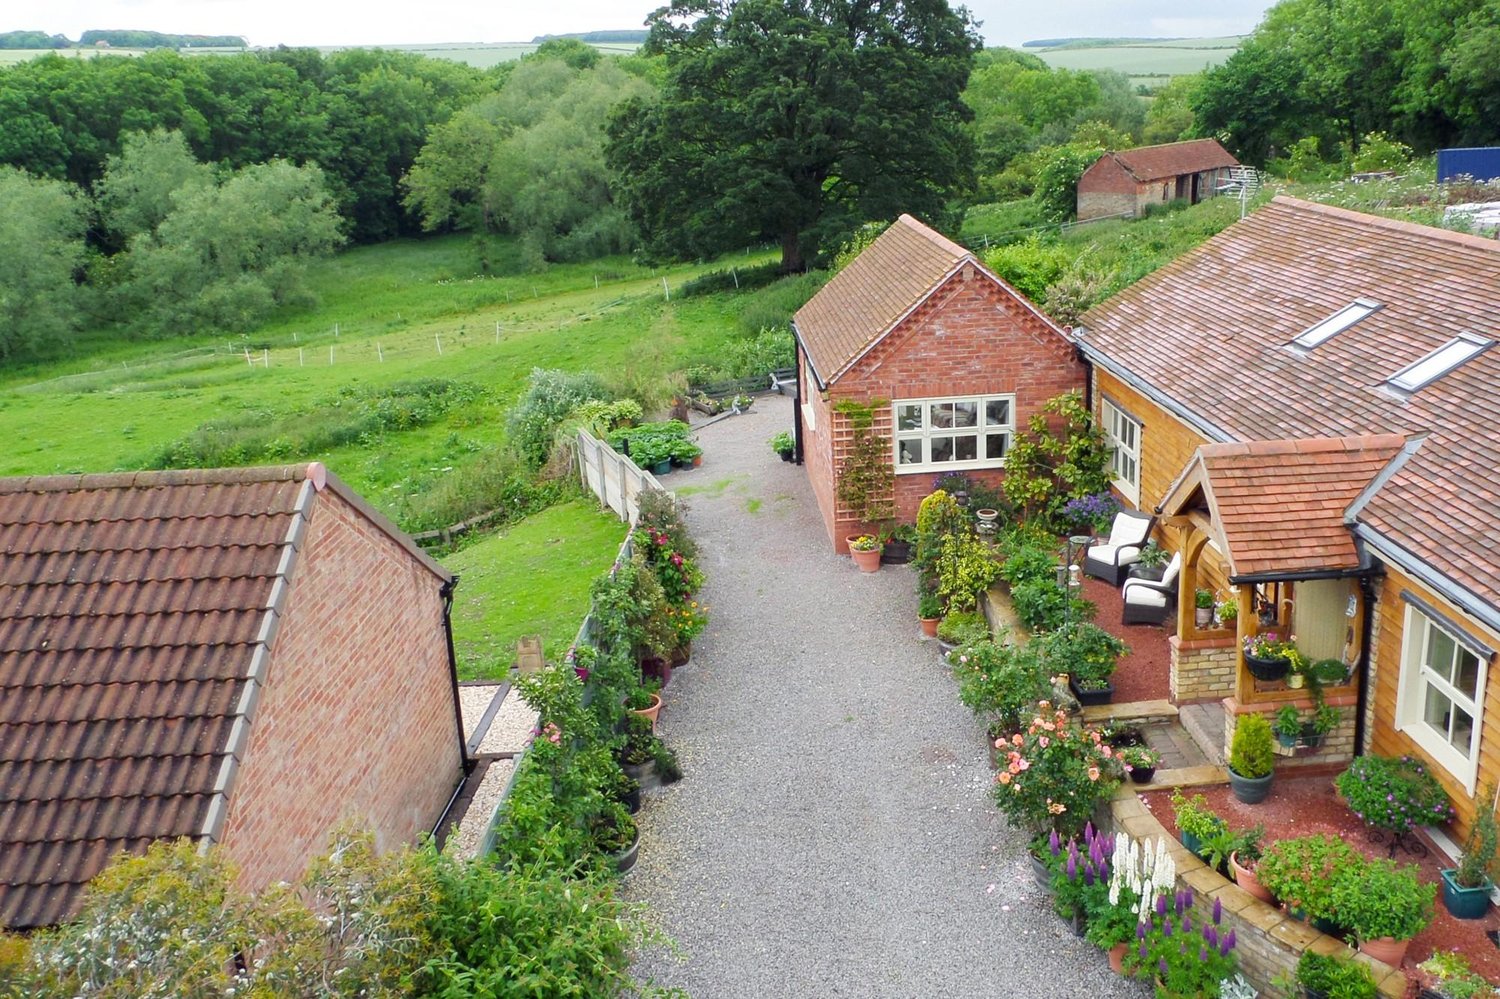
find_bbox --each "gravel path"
[626,394,1147,998]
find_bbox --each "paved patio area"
[625,394,1147,998]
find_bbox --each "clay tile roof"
[1110,138,1239,182]
[1187,435,1408,579]
[1078,196,1500,613]
[0,465,313,930]
[793,214,972,385]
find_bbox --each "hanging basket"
[1243,652,1291,682]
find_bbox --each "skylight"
[1291,299,1381,348]
[1386,332,1493,393]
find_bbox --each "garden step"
[1144,764,1225,789]
[1178,700,1227,766]
[1081,698,1177,727]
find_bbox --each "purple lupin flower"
[1205,925,1219,949]
[1163,917,1173,938]
[1085,820,1096,844]
[1066,852,1077,880]
[1175,890,1186,917]
[1156,894,1168,918]
[1137,921,1147,940]
[1221,929,1236,956]
[1158,959,1170,977]
[1139,940,1149,959]
[1212,897,1223,925]
[1200,947,1210,963]
[1049,829,1061,856]
[1181,914,1191,935]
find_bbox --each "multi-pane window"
[1400,605,1488,789]
[892,395,1014,473]
[1101,399,1141,504]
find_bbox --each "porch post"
[1235,585,1255,702]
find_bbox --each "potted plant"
[917,591,943,638]
[1255,834,1360,924]
[590,800,641,873]
[1227,713,1275,804]
[769,430,795,461]
[1296,951,1378,999]
[1227,827,1272,903]
[1335,755,1456,846]
[1124,887,1240,997]
[1441,789,1498,919]
[1195,588,1215,628]
[1216,595,1239,629]
[1170,789,1228,854]
[1330,856,1435,967]
[991,701,1125,841]
[626,680,663,730]
[848,533,884,573]
[1119,744,1161,784]
[936,609,988,652]
[881,523,916,565]
[1040,621,1127,707]
[1417,952,1500,999]
[1133,541,1170,581]
[1274,705,1302,749]
[1305,704,1340,748]
[1242,631,1295,681]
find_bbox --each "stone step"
[1178,700,1227,766]
[1081,698,1178,727]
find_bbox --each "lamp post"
[1059,534,1091,628]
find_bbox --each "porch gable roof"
[1160,434,1408,581]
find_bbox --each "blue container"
[1438,147,1500,184]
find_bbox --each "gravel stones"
[625,395,1147,998]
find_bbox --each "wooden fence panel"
[576,429,662,523]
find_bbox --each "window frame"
[1100,397,1142,505]
[890,393,1015,475]
[1395,603,1489,793]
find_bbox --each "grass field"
[1030,35,1242,82]
[0,234,777,533]
[445,498,628,678]
[0,42,638,69]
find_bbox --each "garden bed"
[1141,774,1500,986]
[1079,574,1171,703]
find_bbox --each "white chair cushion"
[1105,512,1153,547]
[1122,584,1170,609]
[1088,542,1141,565]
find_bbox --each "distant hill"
[1023,37,1183,49]
[530,30,648,44]
[77,29,246,48]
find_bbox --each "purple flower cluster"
[1062,491,1120,532]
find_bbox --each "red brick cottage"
[790,214,1084,551]
[0,463,467,929]
[1076,138,1239,222]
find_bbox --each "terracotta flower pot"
[920,616,940,638]
[1229,851,1274,903]
[630,692,662,730]
[1358,935,1412,967]
[1108,942,1128,974]
[850,544,883,573]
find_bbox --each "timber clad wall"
[220,488,462,890]
[1369,568,1500,838]
[811,263,1083,549]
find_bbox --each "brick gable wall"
[803,263,1085,549]
[218,488,462,891]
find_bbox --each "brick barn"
[0,463,467,929]
[790,214,1084,551]
[1075,138,1239,222]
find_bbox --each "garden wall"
[1171,635,1237,703]
[1102,791,1406,999]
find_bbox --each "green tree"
[0,166,88,358]
[117,159,343,334]
[95,128,213,245]
[1192,36,1318,165]
[607,0,981,273]
[1142,73,1200,144]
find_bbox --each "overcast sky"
[28,0,1276,49]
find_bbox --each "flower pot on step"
[1440,868,1494,919]
[1128,765,1156,785]
[1230,851,1274,903]
[1227,767,1273,804]
[641,656,672,688]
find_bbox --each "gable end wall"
[218,488,462,890]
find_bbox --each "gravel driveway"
[626,394,1147,999]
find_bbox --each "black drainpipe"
[440,576,471,770]
[792,337,805,465]
[1352,570,1381,756]
[1077,344,1094,414]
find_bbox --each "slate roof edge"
[1356,524,1500,638]
[1075,340,1236,452]
[198,475,317,849]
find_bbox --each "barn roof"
[1108,138,1239,183]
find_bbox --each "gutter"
[1073,337,1236,444]
[429,575,473,841]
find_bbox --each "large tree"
[607,0,981,273]
[0,166,88,358]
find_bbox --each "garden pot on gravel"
[847,538,883,573]
[1440,868,1493,919]
[613,831,642,874]
[1228,768,1273,804]
[1028,850,1051,890]
[1108,943,1128,974]
[881,539,912,565]
[630,692,663,731]
[919,616,940,638]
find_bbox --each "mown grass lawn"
[444,499,629,680]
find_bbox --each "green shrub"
[507,368,609,469]
[1255,834,1360,920]
[1169,789,1228,842]
[954,638,1049,734]
[935,531,1001,613]
[1038,621,1126,689]
[1330,857,1435,942]
[1335,754,1456,834]
[1228,713,1274,779]
[1296,952,1377,998]
[937,609,989,646]
[395,446,564,533]
[736,271,826,335]
[1010,577,1095,633]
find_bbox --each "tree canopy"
[606,0,982,272]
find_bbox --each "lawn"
[444,499,629,679]
[0,234,778,532]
